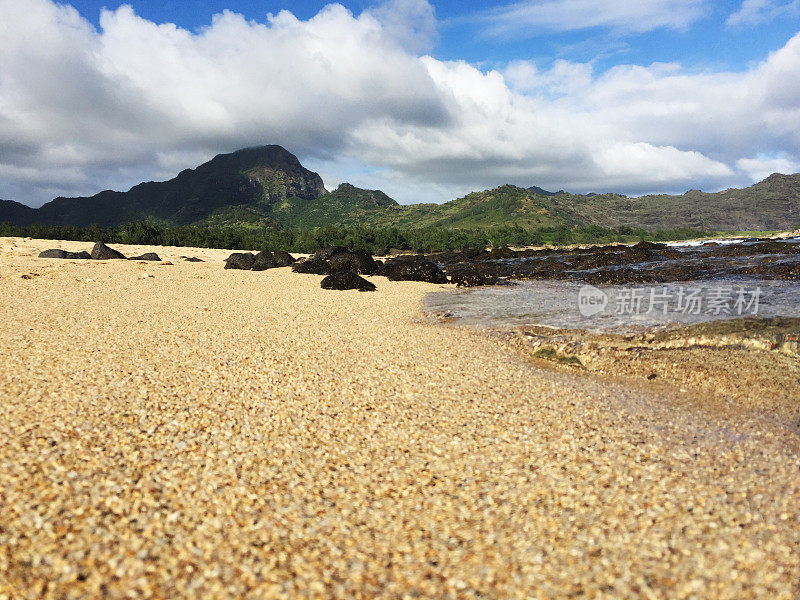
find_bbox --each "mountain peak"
[527,185,559,196]
[332,183,398,207]
[209,145,305,172]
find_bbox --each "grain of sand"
[1,238,799,599]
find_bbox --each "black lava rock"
[224,252,256,270]
[272,250,296,266]
[38,249,67,258]
[377,256,448,284]
[292,256,331,275]
[91,242,126,260]
[482,246,518,260]
[738,262,800,280]
[129,252,161,261]
[314,246,351,260]
[320,271,376,292]
[329,250,378,275]
[252,251,278,271]
[39,248,90,259]
[183,256,204,262]
[450,269,501,287]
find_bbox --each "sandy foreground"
[1,238,799,599]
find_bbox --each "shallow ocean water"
[424,277,800,333]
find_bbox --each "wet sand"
[1,237,799,599]
[499,318,800,432]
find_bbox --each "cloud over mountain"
[0,0,799,206]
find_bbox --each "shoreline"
[424,285,800,438]
[1,237,799,598]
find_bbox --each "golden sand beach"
[1,238,798,599]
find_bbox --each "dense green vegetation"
[0,221,713,253]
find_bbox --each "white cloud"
[484,0,705,36]
[727,0,799,26]
[504,59,594,97]
[0,0,799,208]
[737,155,800,181]
[0,0,448,203]
[365,0,438,53]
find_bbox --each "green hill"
[543,174,800,231]
[2,144,799,232]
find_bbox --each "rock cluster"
[427,239,800,286]
[293,247,379,276]
[252,250,297,271]
[38,242,129,260]
[225,250,297,271]
[375,255,448,284]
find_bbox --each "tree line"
[0,221,712,253]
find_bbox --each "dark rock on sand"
[91,242,126,260]
[272,250,296,266]
[329,250,378,275]
[183,256,204,262]
[252,251,278,271]
[292,256,331,275]
[39,249,92,259]
[129,253,161,261]
[377,256,448,284]
[224,252,256,270]
[38,249,67,258]
[320,271,376,292]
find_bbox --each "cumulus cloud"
[0,0,799,207]
[727,0,799,26]
[737,155,800,180]
[0,0,448,204]
[484,0,705,36]
[365,0,438,53]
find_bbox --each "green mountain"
[267,183,399,229]
[542,174,800,232]
[0,199,36,224]
[2,144,800,232]
[1,146,326,228]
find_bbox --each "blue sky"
[65,0,800,70]
[2,0,800,205]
